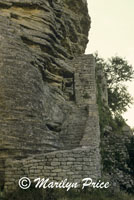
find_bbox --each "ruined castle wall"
[4,147,101,192]
[60,55,100,149]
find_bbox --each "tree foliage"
[95,53,134,115]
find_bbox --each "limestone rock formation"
[0,0,102,192]
[0,0,90,157]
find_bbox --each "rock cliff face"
[0,0,90,156]
[0,0,102,192]
[0,0,133,194]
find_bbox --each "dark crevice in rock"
[48,0,53,8]
[54,44,70,59]
[20,24,34,30]
[10,12,19,19]
[50,24,63,40]
[46,123,61,132]
[21,35,36,46]
[0,2,12,8]
[11,3,41,10]
[21,35,57,58]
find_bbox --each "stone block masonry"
[61,55,100,148]
[74,55,97,106]
[4,147,101,192]
[74,55,100,148]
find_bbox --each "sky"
[86,0,134,128]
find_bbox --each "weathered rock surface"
[0,0,101,192]
[0,0,90,157]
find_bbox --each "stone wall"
[60,55,100,149]
[4,147,101,192]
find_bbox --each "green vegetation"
[95,53,134,115]
[127,137,134,177]
[3,188,134,200]
[95,53,134,135]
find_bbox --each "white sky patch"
[86,0,134,128]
